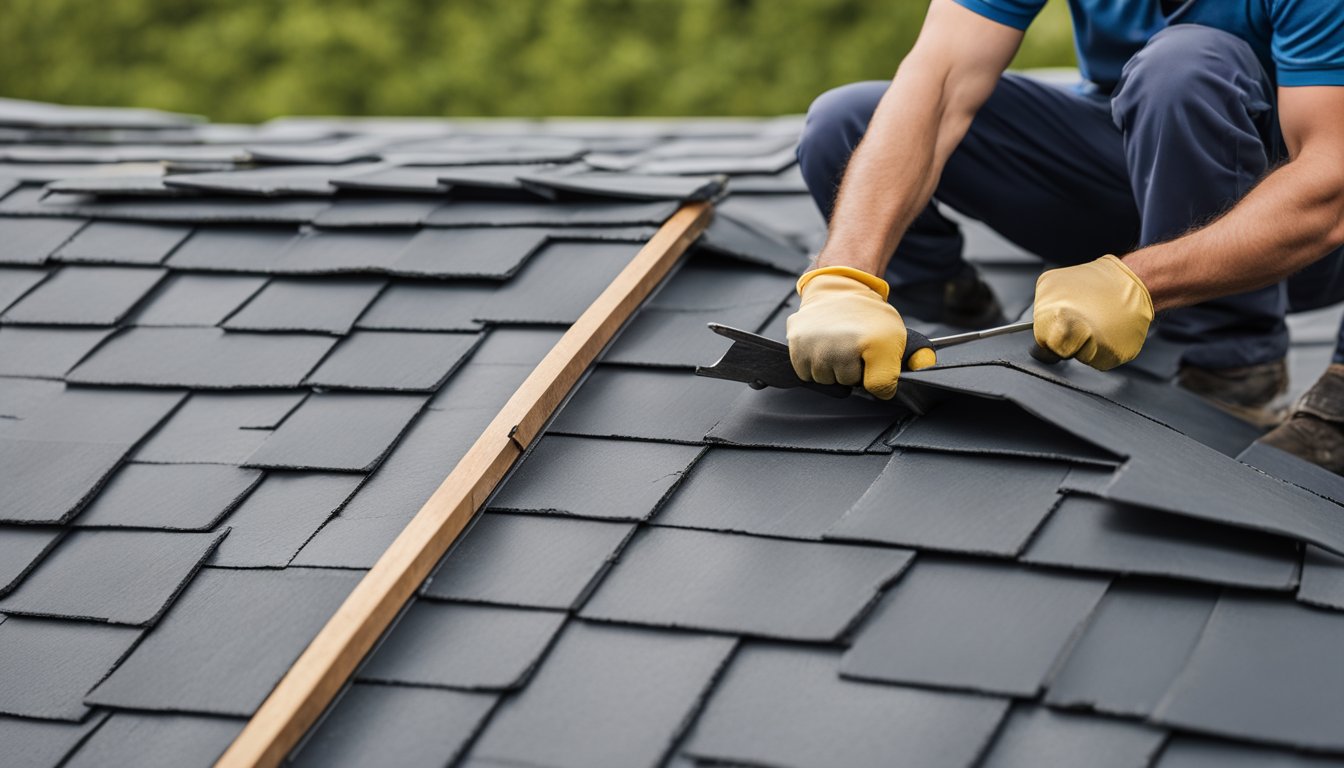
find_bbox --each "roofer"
[787,0,1344,473]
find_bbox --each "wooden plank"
[216,201,713,768]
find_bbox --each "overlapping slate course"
[2,95,1340,767]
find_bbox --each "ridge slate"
[359,601,567,690]
[51,221,191,265]
[0,712,109,768]
[841,557,1110,697]
[580,527,913,641]
[135,392,307,464]
[304,330,480,391]
[469,621,735,768]
[978,705,1166,768]
[826,451,1067,556]
[243,392,427,472]
[209,472,362,568]
[129,273,267,326]
[683,643,1010,768]
[86,567,360,716]
[0,526,61,596]
[549,367,742,444]
[0,326,112,378]
[489,435,701,521]
[62,713,244,768]
[0,616,140,720]
[221,277,384,335]
[67,327,336,388]
[72,463,262,530]
[422,513,635,610]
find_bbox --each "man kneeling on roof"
[788,0,1344,473]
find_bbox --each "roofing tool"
[695,320,1057,399]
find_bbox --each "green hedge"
[0,0,1075,122]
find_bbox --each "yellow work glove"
[1033,255,1154,370]
[786,266,907,400]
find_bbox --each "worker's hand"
[787,266,907,400]
[1033,255,1154,371]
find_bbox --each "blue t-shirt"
[954,0,1344,89]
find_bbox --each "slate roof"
[1,93,1343,767]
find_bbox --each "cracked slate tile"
[0,266,47,312]
[0,616,140,720]
[268,228,409,274]
[51,221,191,265]
[222,277,384,335]
[129,273,267,327]
[392,227,551,278]
[423,199,676,228]
[71,463,261,530]
[841,557,1109,697]
[705,387,907,453]
[422,513,635,610]
[0,218,85,264]
[86,567,360,716]
[654,448,887,540]
[1021,495,1300,590]
[0,711,109,768]
[0,526,61,596]
[1154,737,1344,768]
[697,213,809,273]
[549,367,742,444]
[0,327,112,378]
[0,438,128,524]
[0,529,226,625]
[67,327,336,388]
[490,435,701,521]
[826,451,1067,557]
[291,683,496,768]
[1045,579,1219,718]
[63,712,244,768]
[163,226,299,272]
[581,527,912,641]
[977,705,1166,768]
[470,621,734,768]
[209,472,361,568]
[1298,546,1344,611]
[360,600,566,690]
[134,392,307,464]
[305,331,480,391]
[243,392,427,472]
[682,643,1010,768]
[1152,592,1344,751]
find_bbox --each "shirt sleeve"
[1271,0,1344,86]
[950,0,1047,31]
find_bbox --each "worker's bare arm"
[1125,86,1344,312]
[815,0,1024,276]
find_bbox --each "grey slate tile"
[134,392,307,464]
[1239,440,1344,505]
[63,713,244,768]
[483,240,642,324]
[426,360,534,412]
[26,194,332,224]
[603,303,781,368]
[0,526,61,596]
[978,705,1166,768]
[490,435,701,521]
[209,472,362,568]
[243,392,427,472]
[392,226,551,278]
[1153,592,1344,750]
[0,266,47,312]
[423,513,635,610]
[222,277,384,335]
[67,327,336,388]
[471,621,734,768]
[86,567,360,716]
[292,684,495,768]
[290,512,412,570]
[0,711,109,768]
[354,281,489,332]
[717,193,827,252]
[436,162,567,191]
[650,260,796,311]
[164,226,299,272]
[71,463,261,530]
[1045,579,1218,718]
[424,199,676,228]
[683,643,1011,768]
[0,438,127,524]
[331,165,448,194]
[581,527,912,641]
[705,387,907,453]
[311,196,444,228]
[0,376,63,421]
[1298,546,1344,611]
[51,221,191,265]
[1021,495,1300,590]
[550,367,742,444]
[1059,464,1116,495]
[519,170,723,201]
[0,217,85,264]
[360,601,566,690]
[4,386,184,445]
[305,331,480,391]
[0,529,225,625]
[697,212,809,273]
[466,327,564,366]
[0,616,139,720]
[129,273,267,326]
[268,228,409,274]
[0,327,112,378]
[841,557,1109,697]
[654,448,888,540]
[826,451,1066,556]
[1155,737,1344,768]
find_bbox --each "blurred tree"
[0,0,1075,121]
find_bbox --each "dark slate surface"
[0,266,48,313]
[63,713,244,768]
[134,392,307,464]
[164,227,298,272]
[0,526,61,596]
[0,616,139,720]
[67,327,337,388]
[1298,546,1344,611]
[242,392,427,472]
[209,473,362,568]
[304,330,480,391]
[1,266,164,325]
[221,277,384,335]
[129,273,267,327]
[0,218,85,265]
[979,705,1166,768]
[1155,737,1344,767]
[549,366,745,444]
[0,711,108,768]
[705,386,907,453]
[0,326,113,378]
[51,221,191,265]
[0,438,127,524]
[71,463,261,530]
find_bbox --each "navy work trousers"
[797,24,1344,369]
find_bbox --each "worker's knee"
[1111,25,1269,129]
[798,83,885,173]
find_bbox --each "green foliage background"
[0,0,1076,122]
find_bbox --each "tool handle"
[904,329,938,370]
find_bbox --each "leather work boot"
[1177,358,1289,429]
[890,264,1007,330]
[1260,363,1344,474]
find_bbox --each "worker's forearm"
[1125,155,1344,312]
